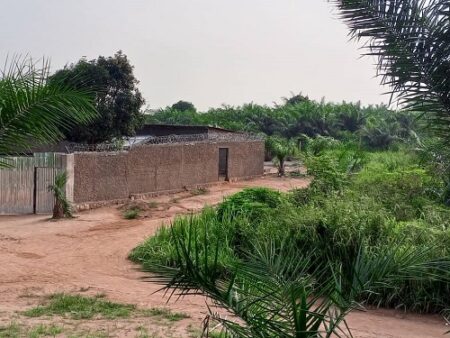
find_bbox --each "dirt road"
[0,176,447,337]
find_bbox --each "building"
[0,124,265,214]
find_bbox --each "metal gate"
[0,153,63,215]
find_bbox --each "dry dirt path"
[0,176,447,337]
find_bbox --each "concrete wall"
[72,140,264,203]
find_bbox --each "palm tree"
[0,56,97,167]
[332,0,450,142]
[48,171,72,219]
[265,137,298,176]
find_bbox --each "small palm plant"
[147,225,353,337]
[141,214,450,337]
[265,137,298,176]
[48,171,72,219]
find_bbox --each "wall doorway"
[218,148,229,181]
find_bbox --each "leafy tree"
[265,137,298,176]
[171,100,196,112]
[48,171,72,219]
[0,57,97,167]
[51,51,145,143]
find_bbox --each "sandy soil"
[0,175,448,337]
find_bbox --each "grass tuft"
[0,322,63,338]
[124,208,140,220]
[141,307,190,321]
[28,324,63,338]
[23,294,135,320]
[0,322,21,338]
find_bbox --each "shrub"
[304,154,348,193]
[302,135,341,156]
[217,187,287,221]
[132,148,450,315]
[130,208,239,275]
[123,208,140,219]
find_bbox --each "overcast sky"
[1,0,387,111]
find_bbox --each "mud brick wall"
[73,140,264,203]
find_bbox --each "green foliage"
[28,324,63,338]
[217,187,286,221]
[171,100,196,112]
[333,0,450,144]
[0,56,97,167]
[50,51,145,143]
[0,322,63,338]
[0,322,21,338]
[134,207,449,337]
[265,137,298,176]
[417,138,450,205]
[301,135,341,155]
[282,92,310,106]
[23,294,135,319]
[133,147,450,318]
[48,171,72,219]
[130,208,239,274]
[147,100,418,151]
[124,208,140,220]
[144,228,353,337]
[141,308,190,321]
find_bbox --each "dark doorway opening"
[218,148,229,180]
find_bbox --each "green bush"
[217,187,287,221]
[130,208,239,275]
[304,154,348,193]
[132,148,450,315]
[123,208,140,219]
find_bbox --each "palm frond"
[144,221,353,338]
[0,56,97,167]
[332,0,450,141]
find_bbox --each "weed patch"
[189,187,209,196]
[141,307,189,321]
[0,322,63,338]
[0,322,21,338]
[23,294,135,319]
[124,208,140,220]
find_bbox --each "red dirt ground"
[0,176,448,337]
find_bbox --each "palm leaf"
[0,56,97,167]
[332,0,450,142]
[144,221,353,338]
